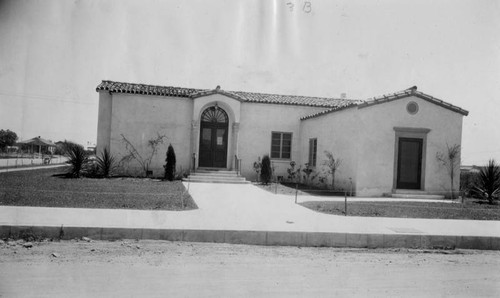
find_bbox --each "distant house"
[460,165,482,174]
[96,81,468,197]
[17,136,56,156]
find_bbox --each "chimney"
[340,93,347,99]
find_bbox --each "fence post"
[349,178,353,197]
[344,191,347,216]
[295,183,298,204]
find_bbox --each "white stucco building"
[96,81,468,197]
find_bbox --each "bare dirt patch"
[1,240,499,297]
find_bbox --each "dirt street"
[1,239,499,297]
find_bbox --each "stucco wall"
[107,93,193,177]
[355,96,464,196]
[300,107,360,191]
[96,91,112,153]
[238,103,325,181]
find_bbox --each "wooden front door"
[396,138,423,189]
[199,106,228,168]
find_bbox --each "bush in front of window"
[260,155,272,185]
[287,161,301,183]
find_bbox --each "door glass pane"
[216,129,225,148]
[201,128,211,147]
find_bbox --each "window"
[308,138,317,166]
[271,132,292,159]
[406,101,419,115]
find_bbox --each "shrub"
[164,144,176,181]
[65,142,88,178]
[96,147,116,178]
[260,155,272,185]
[472,159,500,204]
[287,161,301,183]
[302,163,314,186]
[253,157,261,181]
[174,166,189,180]
[460,171,478,197]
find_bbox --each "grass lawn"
[257,182,499,220]
[0,167,197,211]
[257,182,348,196]
[301,200,500,220]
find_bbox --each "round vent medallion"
[406,101,419,115]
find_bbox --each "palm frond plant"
[472,159,500,204]
[65,142,88,178]
[96,147,117,178]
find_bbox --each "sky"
[0,0,499,165]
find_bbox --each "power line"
[0,91,96,105]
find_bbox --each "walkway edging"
[1,225,499,250]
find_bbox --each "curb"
[1,225,499,250]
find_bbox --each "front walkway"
[187,183,499,236]
[0,182,499,249]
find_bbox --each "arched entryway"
[198,106,229,168]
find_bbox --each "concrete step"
[196,169,237,174]
[190,172,240,178]
[184,169,249,184]
[186,175,246,182]
[183,177,251,184]
[390,190,445,200]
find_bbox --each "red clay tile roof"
[301,86,469,120]
[300,104,359,120]
[96,81,204,98]
[96,80,360,108]
[358,86,469,116]
[230,91,361,108]
[96,81,468,116]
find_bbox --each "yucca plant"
[65,142,88,178]
[96,147,116,178]
[472,159,500,204]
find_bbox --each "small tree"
[120,133,167,177]
[253,157,262,182]
[472,159,500,205]
[260,155,272,185]
[436,144,461,199]
[64,141,87,178]
[324,151,341,190]
[164,144,176,181]
[0,129,18,152]
[96,147,117,178]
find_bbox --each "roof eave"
[300,103,359,120]
[358,91,469,116]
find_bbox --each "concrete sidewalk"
[0,164,67,173]
[1,182,499,250]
